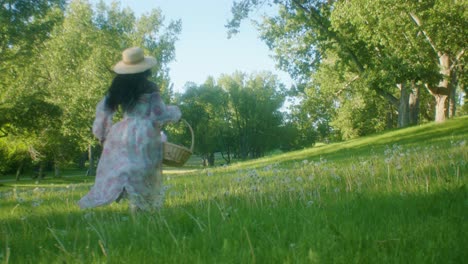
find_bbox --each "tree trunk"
[201,155,209,167]
[386,103,395,129]
[54,158,61,178]
[409,82,420,125]
[221,146,231,164]
[15,161,24,181]
[434,54,450,122]
[448,68,458,118]
[38,163,45,180]
[208,153,215,166]
[86,144,95,176]
[397,83,410,128]
[434,94,448,122]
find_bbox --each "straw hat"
[113,47,157,74]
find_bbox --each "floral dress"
[78,92,181,210]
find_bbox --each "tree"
[0,0,65,136]
[218,72,286,159]
[34,0,181,174]
[332,0,467,123]
[177,78,232,166]
[227,0,412,132]
[228,0,466,131]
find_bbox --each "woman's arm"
[92,97,114,143]
[149,93,181,124]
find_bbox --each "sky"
[99,0,292,93]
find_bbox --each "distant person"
[78,47,181,212]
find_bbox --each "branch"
[424,83,450,96]
[450,49,465,71]
[335,75,360,96]
[0,128,8,138]
[408,12,440,57]
[376,88,399,107]
[291,0,365,73]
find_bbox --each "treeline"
[168,73,316,166]
[228,0,467,137]
[1,0,466,176]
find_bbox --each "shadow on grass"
[1,184,466,263]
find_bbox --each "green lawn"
[1,116,467,263]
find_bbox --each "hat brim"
[113,56,157,74]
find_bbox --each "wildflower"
[306,200,314,207]
[296,177,303,183]
[302,159,309,165]
[459,140,466,147]
[33,187,44,193]
[331,173,341,181]
[84,212,94,220]
[233,177,243,183]
[334,188,340,193]
[32,199,43,207]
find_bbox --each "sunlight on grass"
[1,117,467,263]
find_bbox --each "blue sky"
[99,0,292,92]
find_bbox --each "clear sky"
[99,0,292,92]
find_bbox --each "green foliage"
[218,71,287,159]
[228,0,467,133]
[0,0,181,174]
[175,72,287,164]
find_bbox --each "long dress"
[78,92,181,210]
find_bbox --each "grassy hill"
[0,116,466,263]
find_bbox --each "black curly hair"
[105,70,156,111]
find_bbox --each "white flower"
[33,187,44,193]
[32,199,43,207]
[84,212,94,220]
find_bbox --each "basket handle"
[181,119,194,152]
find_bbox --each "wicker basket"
[162,119,194,167]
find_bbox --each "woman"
[78,47,181,211]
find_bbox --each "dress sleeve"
[149,93,181,124]
[92,97,114,143]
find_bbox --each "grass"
[0,116,467,263]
